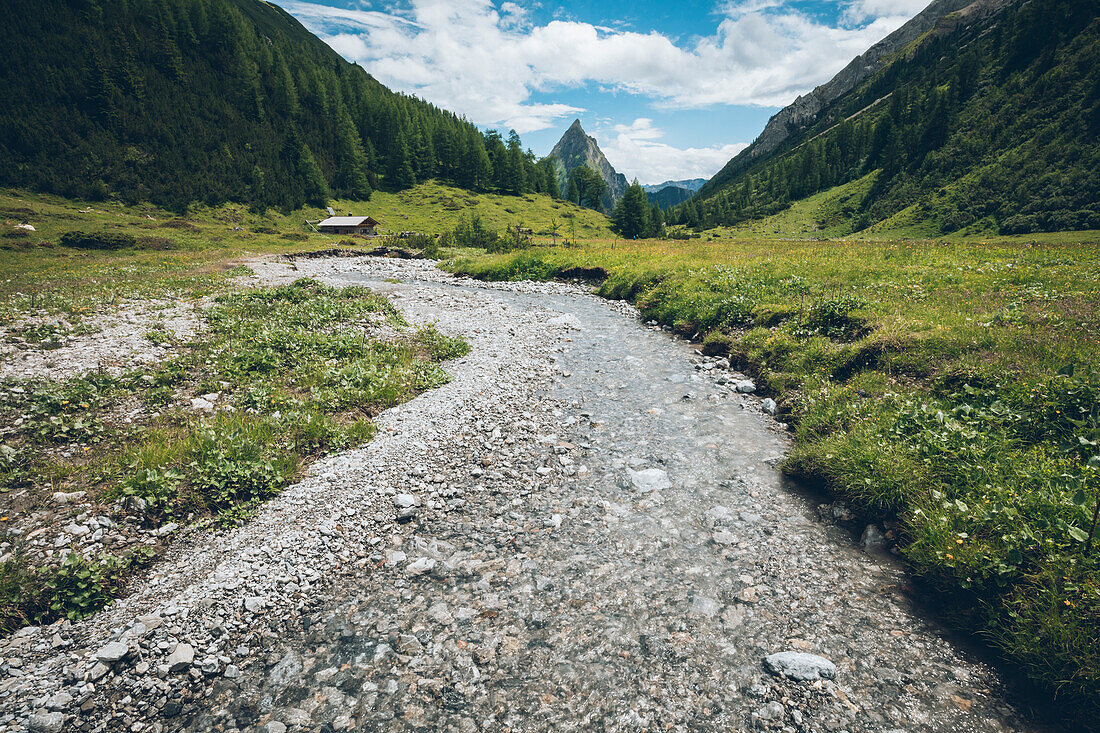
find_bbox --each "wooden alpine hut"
[316,215,380,235]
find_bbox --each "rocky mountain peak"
[549,120,628,210]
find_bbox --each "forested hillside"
[672,0,1100,236]
[0,0,558,211]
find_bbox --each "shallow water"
[183,266,1038,732]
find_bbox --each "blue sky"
[273,0,930,184]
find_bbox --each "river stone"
[190,396,215,412]
[86,662,110,681]
[712,530,737,545]
[861,524,887,549]
[95,640,129,664]
[548,313,582,330]
[764,651,837,681]
[627,468,671,492]
[51,491,86,506]
[166,642,195,673]
[27,712,64,733]
[762,398,778,415]
[45,691,73,711]
[735,379,757,393]
[407,557,437,576]
[268,652,303,688]
[690,596,720,617]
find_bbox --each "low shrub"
[59,231,136,250]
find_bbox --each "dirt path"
[4,257,1040,733]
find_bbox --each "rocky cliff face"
[697,0,989,198]
[549,120,628,210]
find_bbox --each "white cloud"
[598,118,749,184]
[279,0,922,122]
[276,0,925,179]
[843,0,931,23]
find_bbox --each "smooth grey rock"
[44,691,73,711]
[861,524,887,550]
[167,643,195,673]
[627,468,670,492]
[265,723,287,733]
[154,522,179,537]
[711,530,737,546]
[689,596,720,617]
[224,664,241,679]
[755,701,785,720]
[394,494,418,509]
[764,651,837,681]
[95,640,129,663]
[64,523,89,538]
[268,651,303,687]
[51,491,86,506]
[406,557,436,576]
[735,380,756,394]
[190,396,215,412]
[243,596,265,613]
[28,712,65,733]
[762,398,778,415]
[86,662,110,681]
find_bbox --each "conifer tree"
[333,103,372,200]
[611,180,651,238]
[387,131,416,189]
[504,130,526,194]
[565,175,579,204]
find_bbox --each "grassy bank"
[446,232,1100,723]
[0,186,485,633]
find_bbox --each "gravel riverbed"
[1,256,1043,732]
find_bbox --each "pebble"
[166,643,194,673]
[406,557,436,576]
[93,641,128,664]
[764,651,838,681]
[627,467,671,492]
[27,712,64,733]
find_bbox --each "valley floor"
[3,256,1045,733]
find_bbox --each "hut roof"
[318,216,380,227]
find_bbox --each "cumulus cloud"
[843,0,932,23]
[279,1,922,126]
[598,119,749,184]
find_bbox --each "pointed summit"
[549,120,627,210]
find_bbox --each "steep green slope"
[674,0,1099,236]
[0,0,556,211]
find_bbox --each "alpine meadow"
[1,0,1098,731]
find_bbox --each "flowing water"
[184,263,1039,732]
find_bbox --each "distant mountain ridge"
[549,120,628,210]
[643,178,706,194]
[646,186,695,210]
